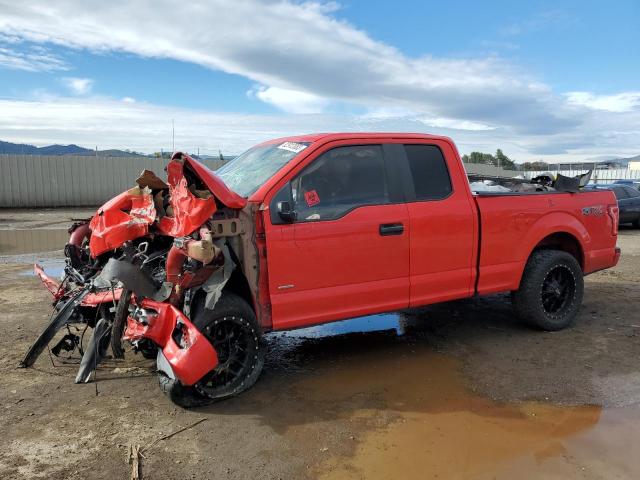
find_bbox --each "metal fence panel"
[0,155,225,207]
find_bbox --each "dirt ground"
[1,209,639,479]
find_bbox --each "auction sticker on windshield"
[277,142,308,153]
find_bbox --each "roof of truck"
[259,132,453,145]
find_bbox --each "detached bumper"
[123,298,218,386]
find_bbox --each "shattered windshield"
[216,142,310,197]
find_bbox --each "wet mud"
[0,212,639,479]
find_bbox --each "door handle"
[379,223,404,236]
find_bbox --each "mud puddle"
[0,228,68,255]
[259,321,640,479]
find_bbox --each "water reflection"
[277,313,405,338]
[0,229,68,255]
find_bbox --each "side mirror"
[277,201,297,223]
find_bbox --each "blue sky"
[0,0,638,161]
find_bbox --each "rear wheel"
[633,217,640,228]
[512,250,584,331]
[159,292,265,407]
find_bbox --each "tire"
[512,250,584,331]
[633,217,640,229]
[159,292,266,407]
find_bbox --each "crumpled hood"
[88,152,246,257]
[179,153,247,209]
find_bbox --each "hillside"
[0,140,144,157]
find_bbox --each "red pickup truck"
[25,133,620,406]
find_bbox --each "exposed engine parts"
[21,152,253,400]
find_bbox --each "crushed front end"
[22,152,260,403]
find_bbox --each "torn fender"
[157,158,218,237]
[123,299,218,386]
[89,187,157,257]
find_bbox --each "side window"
[292,145,389,222]
[404,144,452,200]
[624,186,640,198]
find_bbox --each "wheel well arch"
[223,269,255,312]
[530,232,584,270]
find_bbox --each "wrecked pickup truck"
[22,133,621,406]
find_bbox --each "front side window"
[216,142,309,197]
[404,144,452,200]
[292,145,389,222]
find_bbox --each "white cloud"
[417,116,495,131]
[564,91,640,113]
[0,45,67,71]
[61,77,94,95]
[0,0,572,135]
[0,96,638,163]
[0,1,636,160]
[250,86,329,114]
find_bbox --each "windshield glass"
[216,142,310,197]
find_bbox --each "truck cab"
[215,133,619,335]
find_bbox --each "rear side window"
[292,145,389,222]
[404,144,452,200]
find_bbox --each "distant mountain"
[0,140,145,157]
[620,154,640,164]
[0,140,93,155]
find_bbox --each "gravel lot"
[1,209,639,479]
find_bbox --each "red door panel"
[269,204,410,330]
[407,196,476,305]
[403,141,477,306]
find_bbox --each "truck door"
[265,143,410,330]
[397,142,477,306]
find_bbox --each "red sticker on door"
[304,190,320,207]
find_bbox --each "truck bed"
[473,189,619,296]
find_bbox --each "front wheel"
[159,292,265,407]
[512,250,584,331]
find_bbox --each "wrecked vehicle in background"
[22,133,621,406]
